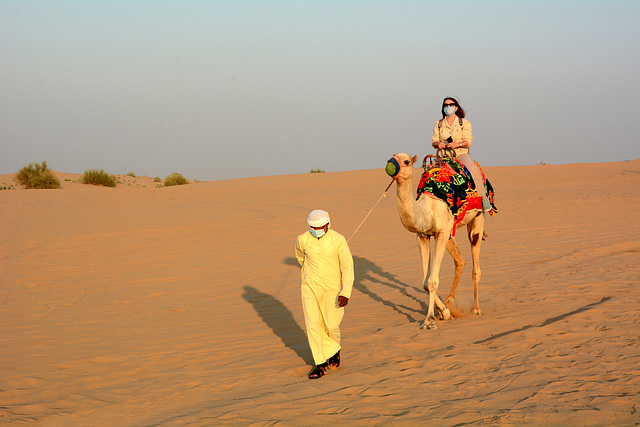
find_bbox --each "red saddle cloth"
[417,157,497,236]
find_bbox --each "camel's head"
[386,153,418,179]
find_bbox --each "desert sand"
[1,159,639,426]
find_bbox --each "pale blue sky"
[2,1,639,180]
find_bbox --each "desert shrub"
[127,171,137,177]
[154,177,162,182]
[1,182,15,190]
[310,168,325,173]
[164,172,188,186]
[82,169,117,187]
[14,161,61,189]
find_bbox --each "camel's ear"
[411,155,418,164]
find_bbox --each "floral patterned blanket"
[417,157,497,235]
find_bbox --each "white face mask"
[310,227,326,238]
[444,105,456,117]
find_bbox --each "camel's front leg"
[470,236,483,315]
[418,232,450,329]
[468,217,484,315]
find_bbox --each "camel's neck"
[395,174,434,234]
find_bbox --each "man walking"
[295,210,354,379]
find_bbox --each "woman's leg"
[457,154,486,198]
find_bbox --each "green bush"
[164,172,189,187]
[82,169,117,187]
[309,168,325,173]
[14,161,61,189]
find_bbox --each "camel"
[386,152,485,330]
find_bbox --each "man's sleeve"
[338,237,354,299]
[295,235,305,266]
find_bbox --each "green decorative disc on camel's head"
[386,156,401,177]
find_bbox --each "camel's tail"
[446,301,466,318]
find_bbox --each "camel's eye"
[404,160,410,165]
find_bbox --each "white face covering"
[310,228,326,238]
[444,105,456,117]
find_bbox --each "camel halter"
[346,167,396,244]
[385,154,403,178]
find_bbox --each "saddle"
[417,153,497,235]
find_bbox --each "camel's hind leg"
[467,215,484,315]
[445,237,465,305]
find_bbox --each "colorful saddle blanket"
[417,157,497,235]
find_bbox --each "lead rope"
[347,177,395,243]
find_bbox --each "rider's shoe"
[482,197,492,212]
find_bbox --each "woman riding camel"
[431,97,492,212]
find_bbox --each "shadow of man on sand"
[284,255,426,324]
[242,286,313,365]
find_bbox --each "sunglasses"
[443,103,456,107]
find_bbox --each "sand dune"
[1,159,639,425]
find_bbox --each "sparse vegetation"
[81,169,117,187]
[154,177,162,183]
[14,161,61,189]
[537,161,550,165]
[1,182,15,190]
[127,171,137,177]
[310,168,325,173]
[164,172,189,186]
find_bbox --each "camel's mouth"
[386,156,401,178]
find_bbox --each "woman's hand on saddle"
[338,296,349,307]
[442,141,464,149]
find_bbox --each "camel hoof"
[436,307,451,320]
[473,308,483,315]
[420,321,437,330]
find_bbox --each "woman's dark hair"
[441,97,466,119]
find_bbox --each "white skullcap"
[307,209,330,227]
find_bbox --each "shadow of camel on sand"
[242,285,313,365]
[283,255,426,324]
